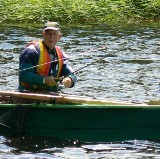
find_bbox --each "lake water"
[0,22,160,158]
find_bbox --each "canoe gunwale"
[0,103,160,109]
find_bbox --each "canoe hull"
[0,104,160,141]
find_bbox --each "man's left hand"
[61,77,72,88]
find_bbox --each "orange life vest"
[20,41,63,89]
[37,41,63,78]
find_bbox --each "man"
[19,21,77,92]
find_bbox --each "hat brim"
[43,27,59,31]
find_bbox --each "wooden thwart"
[0,90,144,106]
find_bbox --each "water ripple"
[0,23,160,158]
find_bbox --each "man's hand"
[61,77,72,88]
[44,76,57,87]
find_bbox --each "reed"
[0,0,159,24]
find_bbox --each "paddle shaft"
[0,91,138,105]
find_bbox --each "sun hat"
[43,22,60,31]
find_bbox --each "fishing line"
[80,45,107,55]
[58,56,110,81]
[19,58,68,72]
[16,45,109,82]
[73,57,110,74]
[19,45,108,73]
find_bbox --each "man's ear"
[42,31,44,36]
[59,33,63,39]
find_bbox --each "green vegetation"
[0,0,160,24]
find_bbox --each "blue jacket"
[19,41,77,92]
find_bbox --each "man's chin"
[47,43,55,49]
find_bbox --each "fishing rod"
[18,45,108,80]
[74,57,110,74]
[58,57,110,81]
[19,58,68,72]
[19,45,108,73]
[18,56,108,81]
[67,45,108,75]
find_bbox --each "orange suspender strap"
[55,46,63,78]
[37,43,63,77]
[37,42,51,76]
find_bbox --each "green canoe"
[0,91,160,142]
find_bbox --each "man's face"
[42,30,62,49]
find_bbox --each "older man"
[19,21,77,92]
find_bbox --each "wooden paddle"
[0,90,138,106]
[0,90,152,130]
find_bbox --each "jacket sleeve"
[19,47,44,85]
[60,53,77,87]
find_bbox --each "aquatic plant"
[0,0,159,24]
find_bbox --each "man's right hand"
[44,76,57,87]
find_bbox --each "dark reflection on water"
[0,23,160,158]
[1,136,160,158]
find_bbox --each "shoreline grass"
[0,0,160,25]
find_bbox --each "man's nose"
[49,33,55,37]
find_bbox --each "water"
[0,22,160,158]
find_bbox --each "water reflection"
[0,24,160,103]
[1,136,160,158]
[0,23,160,158]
